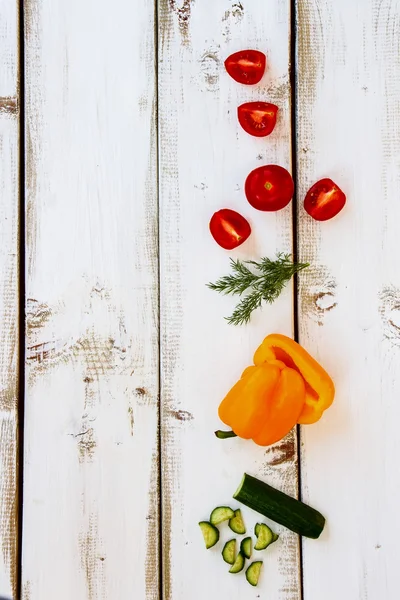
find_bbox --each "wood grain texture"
[296,0,400,598]
[0,1,19,598]
[23,1,159,598]
[159,1,300,598]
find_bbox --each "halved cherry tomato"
[209,209,251,250]
[224,50,266,85]
[245,165,294,211]
[238,102,278,137]
[304,178,346,221]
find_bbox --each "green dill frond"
[207,253,309,326]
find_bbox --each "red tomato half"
[238,102,278,137]
[209,209,251,250]
[245,165,294,211]
[304,178,346,221]
[224,50,266,85]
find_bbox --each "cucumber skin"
[240,537,252,559]
[222,539,236,565]
[229,509,246,535]
[234,473,325,539]
[198,521,220,549]
[246,561,263,586]
[229,551,245,574]
[210,506,235,525]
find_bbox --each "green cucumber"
[229,509,246,534]
[246,561,263,586]
[210,506,235,525]
[240,536,252,559]
[234,473,325,539]
[229,551,245,574]
[254,523,278,550]
[199,521,219,549]
[222,539,236,565]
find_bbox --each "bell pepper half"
[253,334,335,425]
[218,334,335,446]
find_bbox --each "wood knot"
[300,269,337,326]
[0,96,18,116]
[380,285,400,343]
[265,433,296,466]
[170,409,193,422]
[314,291,337,312]
[200,51,220,91]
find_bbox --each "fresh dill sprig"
[207,253,309,326]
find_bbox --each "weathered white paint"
[159,1,300,598]
[22,1,159,598]
[0,1,19,598]
[297,1,400,598]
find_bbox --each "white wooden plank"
[297,1,400,598]
[23,1,159,598]
[159,2,300,598]
[0,1,19,598]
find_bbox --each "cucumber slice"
[240,536,252,559]
[229,509,246,534]
[229,551,245,574]
[210,506,235,525]
[254,523,279,550]
[222,539,236,564]
[198,521,219,549]
[246,561,263,586]
[234,473,326,539]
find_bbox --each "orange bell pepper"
[218,334,335,446]
[218,360,306,446]
[253,334,335,425]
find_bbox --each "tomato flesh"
[245,165,294,211]
[304,178,346,221]
[209,209,251,250]
[224,50,266,85]
[238,102,278,137]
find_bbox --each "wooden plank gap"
[16,0,26,599]
[155,2,163,600]
[290,0,305,598]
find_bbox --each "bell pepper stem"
[215,430,237,439]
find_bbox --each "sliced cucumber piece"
[222,539,236,564]
[240,536,252,559]
[254,523,279,550]
[229,509,246,534]
[246,561,263,586]
[229,551,245,574]
[255,522,279,541]
[210,506,235,526]
[199,521,219,549]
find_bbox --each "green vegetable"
[207,253,309,326]
[229,509,246,534]
[234,473,325,539]
[246,561,263,586]
[199,521,219,549]
[210,506,235,525]
[240,537,252,559]
[229,551,245,574]
[222,539,236,565]
[254,523,279,550]
[214,430,237,439]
